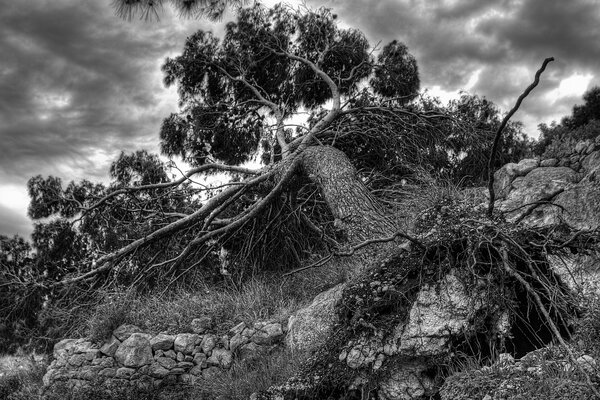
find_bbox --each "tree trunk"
[299,146,401,274]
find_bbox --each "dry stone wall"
[495,137,600,229]
[43,320,285,390]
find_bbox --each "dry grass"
[86,265,346,341]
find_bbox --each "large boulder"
[114,333,153,368]
[496,146,600,230]
[286,283,344,353]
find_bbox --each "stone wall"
[43,320,285,390]
[494,138,600,229]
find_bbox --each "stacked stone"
[43,320,285,390]
[493,139,600,229]
[540,138,600,172]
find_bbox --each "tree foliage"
[535,86,600,157]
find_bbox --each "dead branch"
[487,57,554,218]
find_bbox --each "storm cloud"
[1,0,599,238]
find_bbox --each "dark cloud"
[0,1,211,238]
[318,0,600,136]
[1,0,599,238]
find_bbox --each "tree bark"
[299,146,401,275]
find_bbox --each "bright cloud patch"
[545,72,593,104]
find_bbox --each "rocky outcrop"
[496,138,600,229]
[43,320,285,390]
[286,283,344,353]
[440,348,598,400]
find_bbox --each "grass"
[0,353,47,400]
[86,265,346,342]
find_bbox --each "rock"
[53,338,78,358]
[220,335,230,350]
[175,361,194,370]
[115,367,136,379]
[176,352,185,362]
[191,317,212,334]
[207,348,233,369]
[513,158,539,176]
[193,353,207,368]
[202,366,222,380]
[229,322,246,336]
[540,158,558,167]
[100,336,120,357]
[113,324,142,341]
[493,159,539,200]
[399,273,483,355]
[150,333,175,351]
[286,283,344,352]
[189,365,204,377]
[91,357,114,368]
[156,357,177,370]
[98,368,116,378]
[179,373,198,385]
[582,150,600,173]
[148,363,169,379]
[114,333,153,368]
[238,342,264,361]
[576,355,596,373]
[575,140,590,153]
[164,350,177,359]
[251,323,283,345]
[379,362,436,400]
[498,167,578,224]
[229,333,248,352]
[201,334,218,354]
[174,333,201,354]
[67,354,88,367]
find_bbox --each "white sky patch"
[545,72,593,104]
[426,86,461,104]
[35,90,72,120]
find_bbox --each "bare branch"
[87,163,259,212]
[487,57,554,218]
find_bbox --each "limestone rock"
[399,273,482,355]
[540,158,558,167]
[114,333,153,368]
[191,316,212,334]
[286,283,344,352]
[115,367,136,379]
[156,357,177,370]
[207,348,233,369]
[174,333,201,354]
[193,353,207,368]
[379,362,436,400]
[229,322,246,336]
[229,333,249,352]
[100,336,120,357]
[201,334,218,355]
[493,159,539,200]
[251,323,283,345]
[113,324,142,341]
[53,338,79,358]
[498,167,577,223]
[150,333,175,351]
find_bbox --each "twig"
[487,57,554,218]
[282,231,424,277]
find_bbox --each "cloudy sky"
[1,0,599,239]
